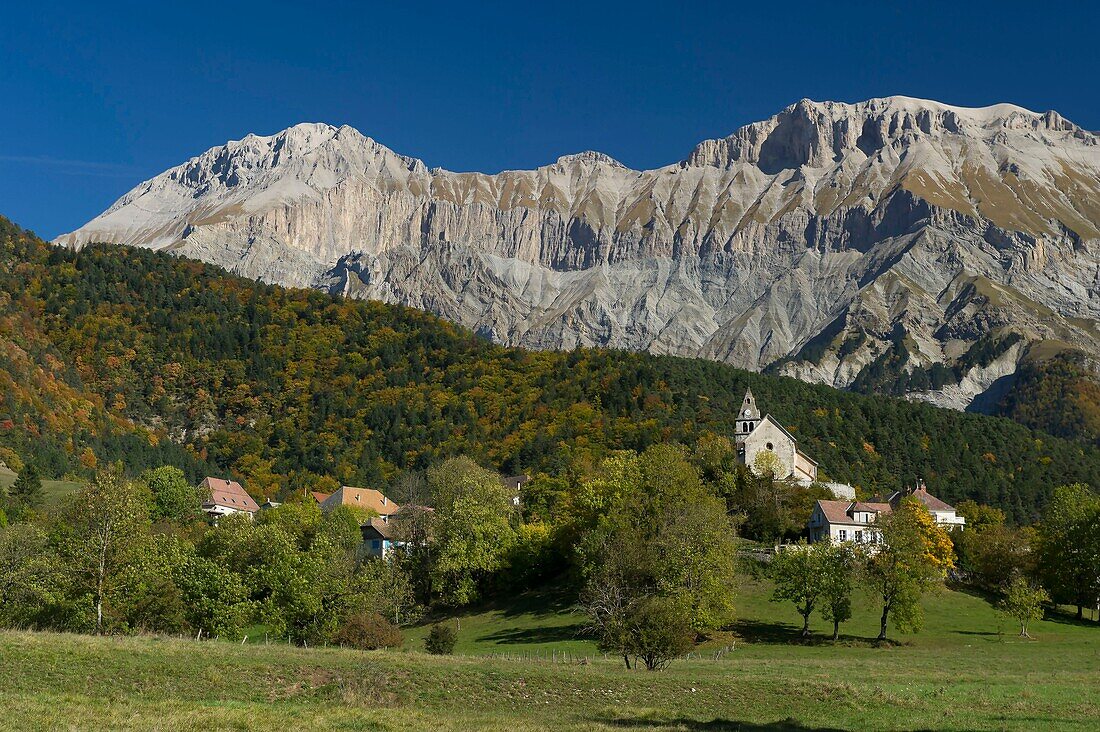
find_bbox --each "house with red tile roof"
[200,477,260,520]
[807,481,964,543]
[876,481,966,531]
[319,486,399,517]
[808,499,891,544]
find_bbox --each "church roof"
[738,388,760,419]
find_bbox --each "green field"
[0,467,84,508]
[3,577,1098,730]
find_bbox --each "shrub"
[626,597,694,671]
[425,622,457,655]
[333,611,403,650]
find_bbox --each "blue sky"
[2,0,1097,239]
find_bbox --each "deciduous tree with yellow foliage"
[863,497,954,641]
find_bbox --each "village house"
[807,480,965,543]
[361,505,435,559]
[319,486,400,517]
[361,516,397,558]
[807,499,892,544]
[735,389,855,499]
[200,477,260,519]
[878,481,967,531]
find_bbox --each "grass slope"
[8,577,1087,730]
[0,468,84,508]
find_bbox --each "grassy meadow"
[3,575,1098,730]
[0,467,84,509]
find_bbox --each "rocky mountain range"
[57,96,1100,411]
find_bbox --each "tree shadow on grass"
[478,623,587,645]
[946,582,998,604]
[598,716,848,731]
[1043,607,1100,628]
[728,620,886,647]
[495,587,579,619]
[729,619,803,644]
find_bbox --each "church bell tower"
[735,388,760,442]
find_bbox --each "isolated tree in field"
[9,464,44,510]
[425,622,457,655]
[140,465,200,523]
[1035,484,1100,621]
[427,457,516,606]
[770,542,826,637]
[332,611,403,650]
[819,542,857,641]
[579,445,737,669]
[65,468,150,634]
[998,575,1049,638]
[863,498,954,641]
[625,596,695,671]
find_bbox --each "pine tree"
[9,464,44,509]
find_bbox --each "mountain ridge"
[56,96,1100,411]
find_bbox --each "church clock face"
[743,409,751,416]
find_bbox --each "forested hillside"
[0,219,208,479]
[998,351,1100,447]
[2,216,1098,520]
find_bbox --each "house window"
[371,540,381,550]
[855,530,863,543]
[838,530,847,541]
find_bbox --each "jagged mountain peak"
[56,97,1100,413]
[685,95,1092,170]
[551,151,626,168]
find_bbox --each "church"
[734,388,819,484]
[734,389,853,501]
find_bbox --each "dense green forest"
[999,351,1100,447]
[1,215,1098,520]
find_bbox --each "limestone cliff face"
[56,97,1100,409]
